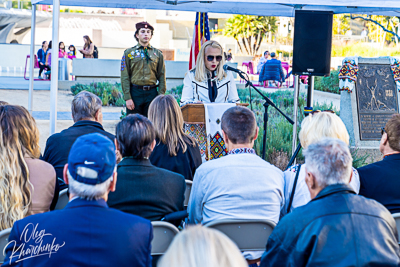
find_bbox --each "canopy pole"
[28,4,36,112]
[50,0,60,135]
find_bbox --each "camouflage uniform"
[120,43,166,117]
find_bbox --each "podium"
[181,103,249,124]
[181,103,249,161]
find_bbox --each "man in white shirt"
[187,106,284,260]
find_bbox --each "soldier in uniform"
[121,21,166,117]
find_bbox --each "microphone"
[223,64,244,74]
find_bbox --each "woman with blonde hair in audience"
[0,105,57,230]
[148,95,201,180]
[158,225,247,267]
[282,111,360,216]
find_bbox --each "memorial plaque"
[356,64,399,140]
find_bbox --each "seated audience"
[158,225,247,267]
[258,52,285,86]
[107,114,185,222]
[148,95,202,180]
[256,50,269,73]
[282,111,360,216]
[3,133,153,267]
[188,106,284,260]
[358,114,400,213]
[41,91,114,186]
[0,105,56,231]
[261,138,400,267]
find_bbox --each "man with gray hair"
[3,133,153,267]
[42,91,114,189]
[261,138,400,267]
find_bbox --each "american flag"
[189,12,210,70]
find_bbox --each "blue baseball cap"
[68,133,116,185]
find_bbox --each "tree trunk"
[236,39,243,53]
[253,32,259,55]
[255,32,264,55]
[242,37,250,55]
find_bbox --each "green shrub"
[314,70,340,94]
[71,82,124,106]
[332,43,400,57]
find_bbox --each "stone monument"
[340,57,400,162]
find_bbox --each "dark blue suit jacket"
[259,59,285,83]
[2,198,152,267]
[358,153,400,214]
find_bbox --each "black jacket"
[261,184,400,267]
[107,158,185,222]
[149,139,202,181]
[41,120,115,180]
[358,153,400,214]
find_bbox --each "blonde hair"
[158,225,248,267]
[193,40,227,83]
[148,95,196,156]
[299,112,349,149]
[0,105,39,230]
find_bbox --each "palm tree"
[223,15,277,56]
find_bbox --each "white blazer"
[180,69,240,106]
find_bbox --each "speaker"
[292,10,333,76]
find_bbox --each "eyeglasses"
[310,110,335,115]
[206,55,223,62]
[381,127,386,135]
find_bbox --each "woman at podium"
[181,40,240,106]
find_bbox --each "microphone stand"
[237,71,294,160]
[285,75,314,169]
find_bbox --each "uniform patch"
[121,55,126,71]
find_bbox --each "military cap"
[136,21,154,31]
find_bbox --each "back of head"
[67,133,116,200]
[299,112,349,149]
[385,114,400,152]
[158,225,247,267]
[194,40,226,82]
[270,52,276,58]
[148,95,195,156]
[304,138,352,188]
[0,105,40,229]
[221,106,257,144]
[116,114,155,159]
[71,91,102,122]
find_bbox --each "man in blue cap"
[3,133,153,267]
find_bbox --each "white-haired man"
[3,133,152,267]
[261,138,400,267]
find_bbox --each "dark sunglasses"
[206,55,223,62]
[381,127,386,135]
[310,110,335,115]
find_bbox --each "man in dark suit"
[108,114,185,222]
[41,91,115,185]
[3,133,153,267]
[358,114,400,214]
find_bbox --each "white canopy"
[31,0,400,16]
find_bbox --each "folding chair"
[392,213,400,244]
[0,228,12,264]
[151,221,179,256]
[204,219,276,251]
[55,188,69,210]
[24,55,49,81]
[184,180,192,207]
